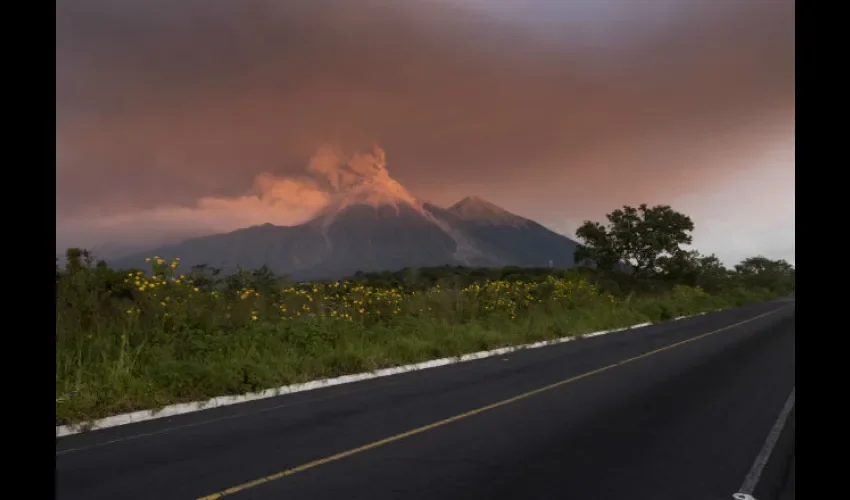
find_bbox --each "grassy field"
[56,256,784,426]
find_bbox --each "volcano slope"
[111,147,579,279]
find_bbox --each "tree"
[188,264,222,291]
[574,204,695,278]
[657,250,729,292]
[733,256,795,294]
[64,248,83,274]
[251,265,287,294]
[734,256,794,276]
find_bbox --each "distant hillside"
[112,195,578,280]
[110,149,579,279]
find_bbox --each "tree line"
[56,204,795,298]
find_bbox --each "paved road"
[56,300,795,500]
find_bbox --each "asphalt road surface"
[56,300,795,500]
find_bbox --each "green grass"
[55,259,784,426]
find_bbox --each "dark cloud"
[56,0,795,259]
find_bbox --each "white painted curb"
[56,309,723,437]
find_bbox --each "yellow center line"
[197,307,786,500]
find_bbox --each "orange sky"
[56,0,795,266]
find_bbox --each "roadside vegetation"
[56,204,795,425]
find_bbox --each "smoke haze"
[57,0,795,266]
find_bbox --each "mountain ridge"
[447,195,528,227]
[109,148,580,279]
[110,194,579,279]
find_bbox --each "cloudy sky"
[57,0,795,266]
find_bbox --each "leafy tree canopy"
[574,204,695,278]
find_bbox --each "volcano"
[110,148,580,279]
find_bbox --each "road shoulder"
[752,405,796,500]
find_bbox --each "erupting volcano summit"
[113,147,580,279]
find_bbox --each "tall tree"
[574,204,695,278]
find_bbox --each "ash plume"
[57,0,795,264]
[56,145,418,255]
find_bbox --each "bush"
[55,254,789,426]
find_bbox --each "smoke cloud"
[57,145,414,255]
[57,0,795,262]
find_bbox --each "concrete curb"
[56,310,716,437]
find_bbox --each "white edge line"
[735,386,796,496]
[54,309,731,437]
